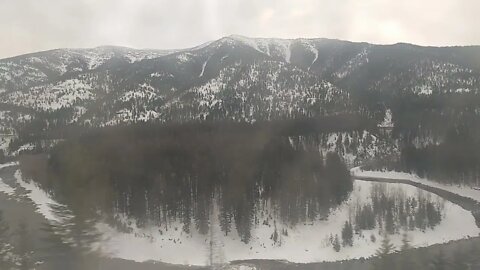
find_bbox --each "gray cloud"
[1,0,479,58]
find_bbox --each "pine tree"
[208,197,225,270]
[385,208,395,234]
[332,234,341,252]
[341,221,353,247]
[373,233,395,270]
[270,225,279,245]
[375,233,395,256]
[219,210,232,236]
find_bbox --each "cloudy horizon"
[1,0,479,59]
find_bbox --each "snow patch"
[351,168,480,203]
[378,109,394,128]
[14,170,63,222]
[301,40,318,70]
[199,56,210,77]
[0,178,15,195]
[95,181,479,265]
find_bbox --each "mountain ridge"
[3,35,480,62]
[0,35,479,156]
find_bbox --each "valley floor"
[1,162,479,269]
[0,163,209,270]
[351,167,480,227]
[351,167,480,203]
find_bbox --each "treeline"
[370,234,480,270]
[328,183,443,253]
[399,127,480,185]
[360,91,480,185]
[24,120,353,243]
[390,92,480,142]
[9,113,375,154]
[366,184,443,233]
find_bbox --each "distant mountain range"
[0,35,479,152]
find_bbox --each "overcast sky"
[1,0,479,58]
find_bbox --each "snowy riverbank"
[1,163,479,266]
[351,167,480,203]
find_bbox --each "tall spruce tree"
[341,221,354,247]
[332,234,341,252]
[373,233,395,270]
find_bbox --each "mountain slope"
[0,36,479,155]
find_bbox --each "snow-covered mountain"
[1,36,480,267]
[0,46,173,92]
[0,36,479,143]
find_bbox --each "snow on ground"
[96,220,210,265]
[0,161,18,195]
[0,161,17,170]
[227,264,257,270]
[177,53,193,63]
[69,106,88,123]
[316,130,387,166]
[334,47,370,79]
[0,136,14,153]
[5,163,478,266]
[228,35,292,63]
[123,49,174,63]
[0,177,15,195]
[83,50,114,70]
[11,143,35,156]
[199,57,210,77]
[14,169,63,222]
[4,78,95,111]
[95,181,479,265]
[119,84,158,102]
[300,40,318,70]
[455,88,471,93]
[378,109,393,128]
[416,85,433,95]
[351,167,480,203]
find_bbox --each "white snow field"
[0,162,19,195]
[351,167,480,203]
[0,177,15,195]
[6,164,480,266]
[13,169,64,222]
[93,181,480,265]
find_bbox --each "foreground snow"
[96,181,479,265]
[6,165,479,266]
[351,167,480,203]
[0,177,15,195]
[13,169,63,221]
[0,162,19,195]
